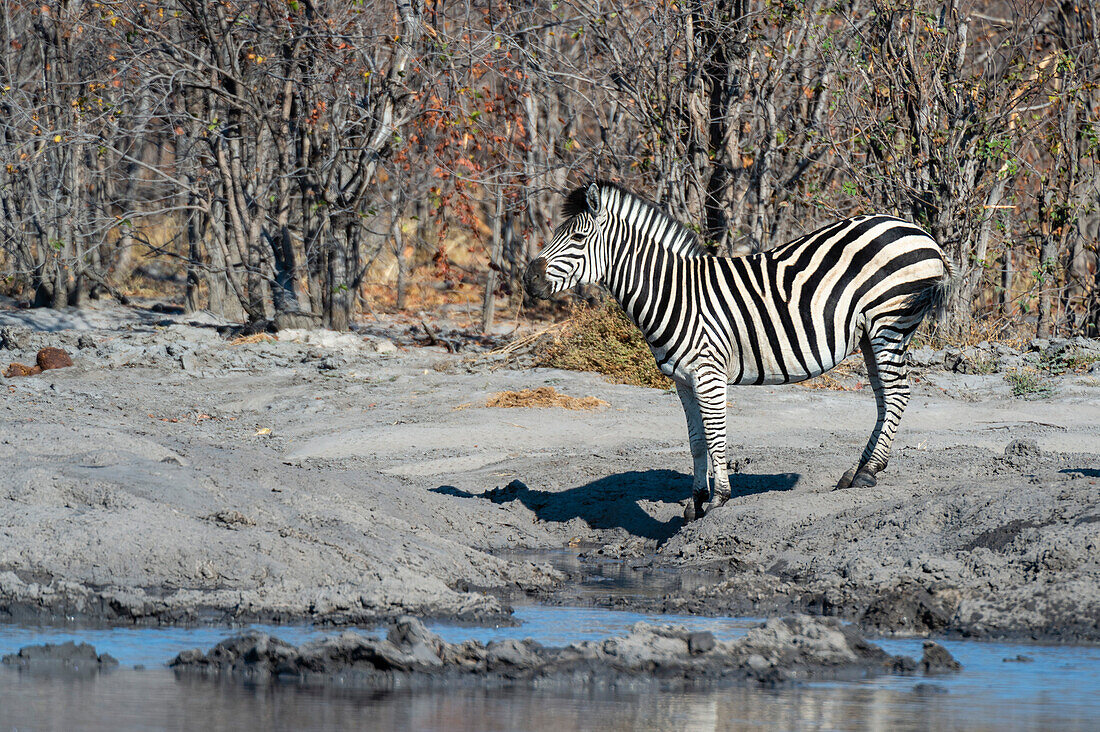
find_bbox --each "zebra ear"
[585,183,601,215]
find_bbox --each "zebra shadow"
[432,469,799,543]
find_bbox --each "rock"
[180,353,199,374]
[1005,439,1041,458]
[905,346,937,368]
[919,641,961,673]
[943,348,964,372]
[1048,338,1073,356]
[4,362,41,377]
[373,338,398,354]
[387,616,445,668]
[2,641,119,674]
[0,326,31,350]
[486,639,538,672]
[688,631,716,655]
[942,346,995,374]
[37,347,73,371]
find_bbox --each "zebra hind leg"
[675,383,710,521]
[835,331,912,490]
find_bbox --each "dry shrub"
[913,313,1026,350]
[486,386,608,410]
[535,301,671,389]
[798,359,865,391]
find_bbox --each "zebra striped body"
[524,182,952,520]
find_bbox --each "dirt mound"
[171,615,944,688]
[486,386,607,410]
[658,441,1100,641]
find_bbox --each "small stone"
[920,641,961,673]
[37,347,73,371]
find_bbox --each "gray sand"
[1,303,1098,640]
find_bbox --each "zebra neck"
[603,236,680,335]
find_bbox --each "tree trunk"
[481,187,504,333]
[999,247,1014,317]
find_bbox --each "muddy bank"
[169,615,955,688]
[651,439,1100,643]
[1,301,1099,640]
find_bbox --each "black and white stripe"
[524,182,953,520]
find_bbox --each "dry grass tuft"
[485,386,608,410]
[229,333,276,345]
[534,301,671,389]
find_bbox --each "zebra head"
[524,183,608,300]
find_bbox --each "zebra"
[523,181,953,521]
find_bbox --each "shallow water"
[1,605,1099,731]
[0,605,759,668]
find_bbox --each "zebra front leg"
[675,382,709,521]
[836,333,911,489]
[694,370,731,511]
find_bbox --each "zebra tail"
[910,255,961,324]
[929,255,961,323]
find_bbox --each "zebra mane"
[562,181,712,258]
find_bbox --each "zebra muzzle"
[523,257,551,299]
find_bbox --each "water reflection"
[2,670,1095,731]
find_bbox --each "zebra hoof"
[683,492,710,522]
[851,469,878,488]
[835,468,858,490]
